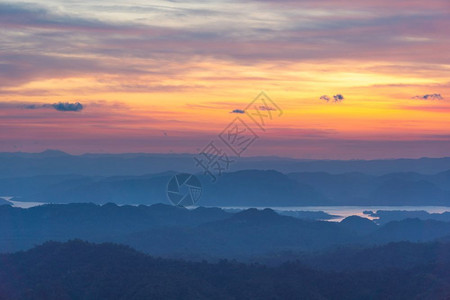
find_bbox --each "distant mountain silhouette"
[369,179,448,205]
[201,170,330,206]
[288,172,375,204]
[288,171,450,205]
[0,203,231,253]
[8,174,172,205]
[3,204,450,258]
[366,210,450,225]
[6,168,450,206]
[36,149,71,157]
[368,218,450,243]
[105,207,358,257]
[340,216,378,235]
[9,170,331,206]
[3,150,450,177]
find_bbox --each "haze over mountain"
[3,150,450,178]
[3,203,450,259]
[3,166,450,207]
[3,0,449,297]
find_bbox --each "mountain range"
[3,169,450,206]
[2,150,450,177]
[3,203,450,258]
[1,240,450,299]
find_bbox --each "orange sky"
[0,0,449,158]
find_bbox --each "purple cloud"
[13,101,84,112]
[231,109,245,114]
[319,94,344,103]
[412,94,444,100]
[48,102,83,112]
[333,94,344,102]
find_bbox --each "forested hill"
[5,203,450,257]
[1,240,450,300]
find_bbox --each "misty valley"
[2,152,450,298]
[2,0,449,297]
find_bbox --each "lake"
[0,196,46,209]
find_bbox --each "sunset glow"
[1,0,449,158]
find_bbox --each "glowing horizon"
[1,0,449,159]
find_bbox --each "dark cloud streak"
[319,94,344,103]
[0,101,84,112]
[48,102,83,112]
[333,94,344,102]
[412,94,444,100]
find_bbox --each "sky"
[0,0,449,159]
